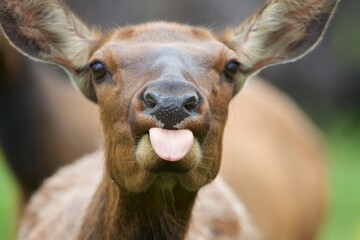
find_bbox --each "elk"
[0,0,338,239]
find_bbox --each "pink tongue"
[149,128,194,162]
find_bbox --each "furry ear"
[0,0,98,102]
[221,0,339,78]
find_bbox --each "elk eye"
[90,61,107,82]
[224,61,240,80]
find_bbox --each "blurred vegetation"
[0,152,19,240]
[319,119,360,240]
[0,119,359,240]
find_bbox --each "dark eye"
[90,61,107,82]
[224,61,240,80]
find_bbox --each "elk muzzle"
[130,79,210,175]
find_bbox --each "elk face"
[0,0,338,193]
[89,23,241,192]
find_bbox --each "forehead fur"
[110,21,215,43]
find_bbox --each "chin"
[113,133,211,192]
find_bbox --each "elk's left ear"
[221,0,339,77]
[0,1,99,102]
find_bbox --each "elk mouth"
[136,128,201,174]
[149,128,194,162]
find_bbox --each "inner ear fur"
[0,0,99,101]
[221,0,339,76]
[0,1,95,67]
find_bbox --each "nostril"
[183,95,199,112]
[143,92,158,109]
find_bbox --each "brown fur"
[0,0,338,239]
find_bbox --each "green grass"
[0,153,19,240]
[319,123,360,240]
[0,122,359,240]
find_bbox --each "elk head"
[0,0,338,193]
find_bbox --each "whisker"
[196,163,211,170]
[201,155,218,160]
[197,174,214,183]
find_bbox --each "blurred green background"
[0,153,19,240]
[319,122,360,240]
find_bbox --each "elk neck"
[78,170,198,240]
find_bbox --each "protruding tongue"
[149,128,194,162]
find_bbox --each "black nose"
[142,81,200,128]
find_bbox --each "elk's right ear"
[220,0,339,94]
[0,0,98,102]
